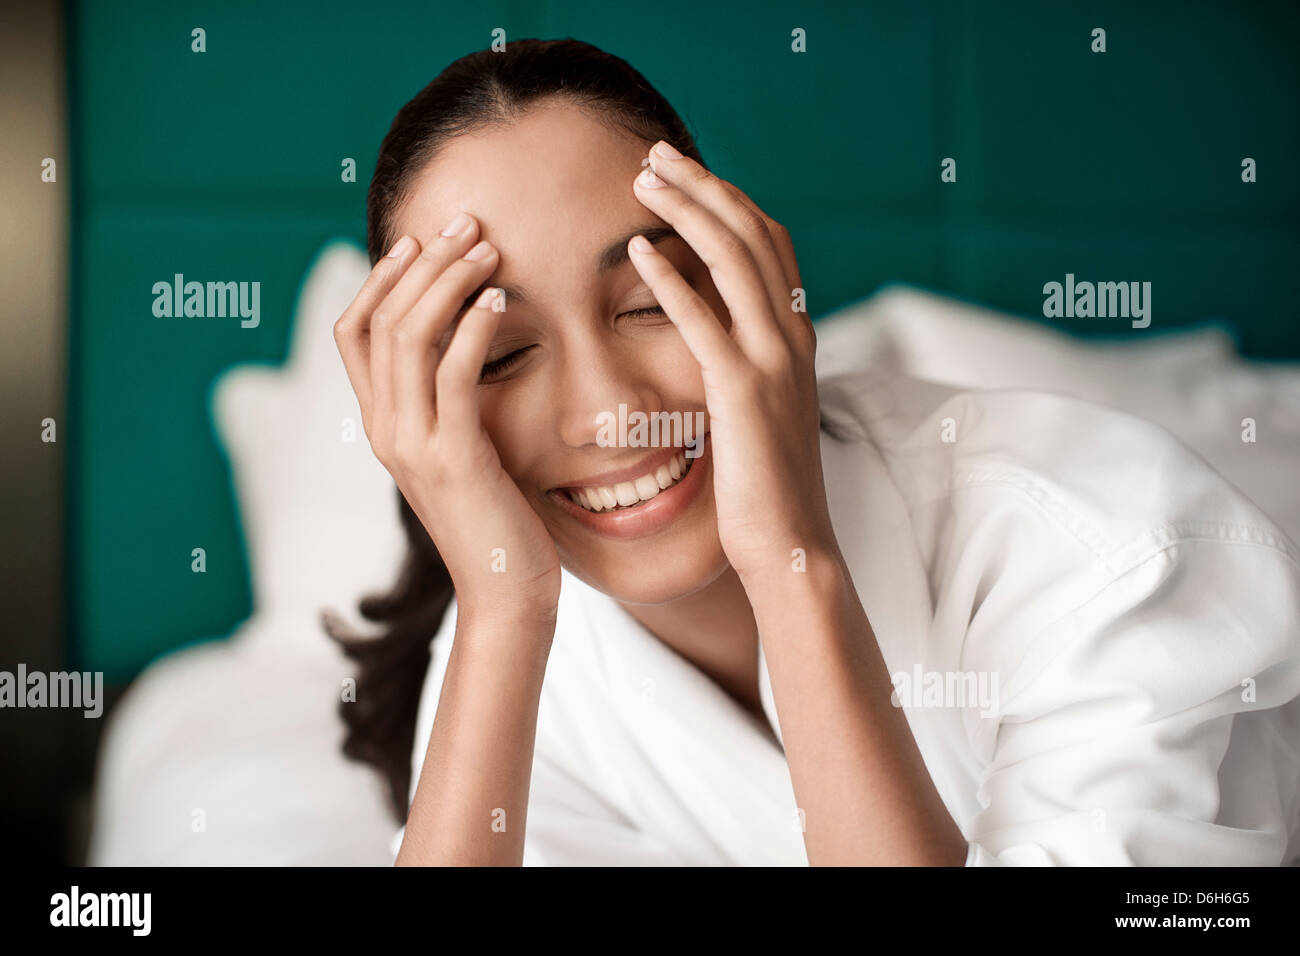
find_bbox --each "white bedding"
[814,284,1300,548]
[87,244,1300,865]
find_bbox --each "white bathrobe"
[391,365,1300,866]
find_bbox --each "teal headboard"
[68,0,1300,681]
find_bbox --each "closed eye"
[479,306,667,381]
[619,305,666,320]
[479,345,534,381]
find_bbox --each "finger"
[370,215,480,439]
[392,240,501,435]
[333,234,420,426]
[627,234,744,377]
[716,179,803,298]
[435,286,505,445]
[642,143,798,346]
[715,179,814,350]
[633,156,786,361]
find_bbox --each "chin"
[556,520,732,606]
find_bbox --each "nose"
[555,333,664,451]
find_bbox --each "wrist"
[448,565,560,632]
[736,537,847,597]
[743,542,854,625]
[746,546,866,669]
[456,599,558,651]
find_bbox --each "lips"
[566,449,694,512]
[547,434,712,539]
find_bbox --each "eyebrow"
[598,224,680,272]
[463,224,680,311]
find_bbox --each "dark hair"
[324,37,844,826]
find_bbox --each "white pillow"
[815,284,1300,546]
[210,240,406,638]
[90,242,408,865]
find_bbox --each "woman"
[328,38,1300,866]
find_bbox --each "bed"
[86,240,1300,865]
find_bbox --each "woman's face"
[389,100,731,605]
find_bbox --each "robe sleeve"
[517,755,691,866]
[961,532,1300,866]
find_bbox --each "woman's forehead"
[399,105,653,248]
[394,109,664,296]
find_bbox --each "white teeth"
[567,451,693,513]
[634,474,660,501]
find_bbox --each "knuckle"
[371,307,399,332]
[717,230,750,262]
[391,320,416,347]
[760,347,795,379]
[736,209,767,240]
[690,163,715,186]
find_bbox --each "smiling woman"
[325,38,1300,867]
[325,36,767,837]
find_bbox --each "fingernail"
[629,234,654,254]
[441,211,472,237]
[474,286,502,309]
[637,164,665,189]
[652,141,683,160]
[463,240,493,261]
[386,235,414,258]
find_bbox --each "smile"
[566,449,694,512]
[548,433,712,540]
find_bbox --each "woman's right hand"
[334,213,562,633]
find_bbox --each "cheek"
[621,330,706,406]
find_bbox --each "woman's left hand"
[628,140,842,584]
